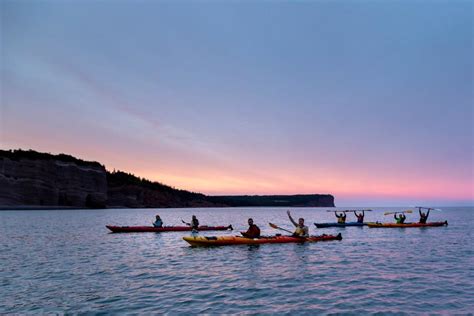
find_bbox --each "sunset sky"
[1,1,473,206]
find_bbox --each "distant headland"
[0,149,335,209]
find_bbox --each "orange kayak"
[183,233,342,246]
[367,221,448,228]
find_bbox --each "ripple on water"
[1,207,473,314]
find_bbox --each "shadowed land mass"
[0,149,335,209]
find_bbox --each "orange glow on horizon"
[3,137,472,204]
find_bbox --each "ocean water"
[1,207,473,314]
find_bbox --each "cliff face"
[0,150,336,209]
[0,153,107,208]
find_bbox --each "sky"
[1,0,473,206]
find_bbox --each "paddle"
[414,206,443,212]
[181,219,192,227]
[269,223,293,234]
[384,210,413,216]
[269,223,308,240]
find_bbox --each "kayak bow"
[106,225,233,233]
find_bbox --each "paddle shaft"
[276,227,293,234]
[269,223,293,234]
[327,210,371,213]
[384,210,413,216]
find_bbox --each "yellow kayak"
[183,234,342,246]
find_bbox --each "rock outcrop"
[0,150,107,208]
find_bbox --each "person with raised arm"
[335,211,347,224]
[419,207,430,224]
[287,210,309,237]
[394,213,406,224]
[354,210,365,223]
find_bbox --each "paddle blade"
[405,210,413,213]
[269,223,279,229]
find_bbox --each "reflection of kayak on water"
[367,221,448,228]
[106,225,233,233]
[183,233,342,246]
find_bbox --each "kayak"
[106,225,233,233]
[183,233,342,246]
[314,222,367,228]
[367,221,448,228]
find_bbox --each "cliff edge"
[0,150,107,208]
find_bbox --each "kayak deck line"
[367,221,448,228]
[183,233,343,246]
[106,225,233,233]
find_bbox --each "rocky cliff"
[0,150,107,208]
[0,149,335,209]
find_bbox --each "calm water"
[1,207,473,314]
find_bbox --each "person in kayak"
[287,210,309,237]
[153,215,163,228]
[419,208,430,224]
[241,218,261,238]
[354,210,364,223]
[335,211,347,224]
[183,215,200,230]
[394,213,406,224]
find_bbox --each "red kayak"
[106,225,233,233]
[367,221,448,228]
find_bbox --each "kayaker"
[335,211,346,224]
[241,218,261,238]
[182,215,200,229]
[287,210,309,237]
[419,208,430,224]
[153,215,163,228]
[354,210,364,223]
[394,213,406,224]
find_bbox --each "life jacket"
[245,225,261,238]
[337,215,346,224]
[294,226,308,236]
